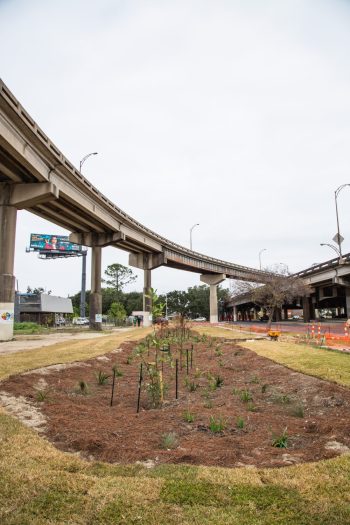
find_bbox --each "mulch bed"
[1,333,350,468]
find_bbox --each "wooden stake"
[110,369,116,407]
[137,363,143,413]
[175,358,179,400]
[186,349,189,375]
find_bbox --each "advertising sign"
[30,234,82,253]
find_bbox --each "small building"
[15,293,73,325]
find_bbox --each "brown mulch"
[1,334,350,468]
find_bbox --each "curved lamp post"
[190,223,199,251]
[320,242,345,264]
[258,248,267,270]
[334,184,350,256]
[79,152,98,173]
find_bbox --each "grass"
[1,325,350,523]
[209,415,227,433]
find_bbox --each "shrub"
[214,375,224,388]
[161,432,178,449]
[209,416,227,433]
[272,428,289,448]
[95,371,110,385]
[272,393,291,405]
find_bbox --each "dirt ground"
[1,333,350,468]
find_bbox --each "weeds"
[184,378,198,392]
[239,389,253,402]
[209,415,227,433]
[161,432,178,449]
[78,381,88,395]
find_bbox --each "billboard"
[30,234,82,254]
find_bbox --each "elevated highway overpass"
[0,79,270,340]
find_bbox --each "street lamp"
[79,152,98,173]
[334,184,350,256]
[190,223,199,251]
[259,248,267,270]
[320,243,345,263]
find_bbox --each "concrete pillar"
[283,307,289,320]
[0,189,17,341]
[346,289,350,318]
[233,305,237,322]
[89,245,102,330]
[142,269,152,327]
[303,296,312,323]
[200,273,226,323]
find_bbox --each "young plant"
[183,410,195,423]
[161,432,178,449]
[95,370,110,385]
[184,377,198,392]
[247,401,257,412]
[272,393,291,405]
[78,381,88,395]
[236,416,245,429]
[261,384,268,394]
[214,375,224,388]
[36,389,49,402]
[239,389,252,402]
[272,427,289,448]
[209,415,227,433]
[289,404,304,418]
[112,365,123,378]
[204,399,213,409]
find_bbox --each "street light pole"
[79,152,98,173]
[320,242,341,258]
[259,248,267,270]
[334,184,350,257]
[190,223,199,251]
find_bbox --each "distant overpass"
[228,254,350,322]
[0,79,270,340]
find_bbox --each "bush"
[14,322,41,333]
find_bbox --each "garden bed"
[1,329,350,468]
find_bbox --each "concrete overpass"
[228,254,350,322]
[0,79,271,340]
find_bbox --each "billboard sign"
[30,234,82,254]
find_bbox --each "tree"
[108,302,127,325]
[231,264,308,327]
[27,286,51,295]
[146,288,165,319]
[165,290,191,319]
[103,264,137,294]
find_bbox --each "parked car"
[192,317,207,322]
[55,318,66,326]
[72,317,89,325]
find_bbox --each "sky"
[1,0,350,297]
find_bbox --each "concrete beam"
[129,252,167,271]
[10,182,59,209]
[70,231,125,248]
[200,273,226,286]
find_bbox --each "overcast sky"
[1,0,350,297]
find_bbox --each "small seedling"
[272,428,289,448]
[236,416,245,429]
[78,381,88,395]
[95,370,110,385]
[112,365,123,377]
[247,401,257,412]
[183,410,195,423]
[250,375,260,384]
[261,384,268,394]
[161,432,178,449]
[184,378,198,392]
[204,399,213,409]
[214,375,224,388]
[272,393,291,405]
[209,415,227,433]
[36,389,49,402]
[215,346,223,356]
[239,389,252,402]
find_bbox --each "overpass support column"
[303,296,314,323]
[346,288,350,318]
[233,306,237,322]
[0,188,17,341]
[200,273,226,323]
[90,245,102,330]
[143,269,152,326]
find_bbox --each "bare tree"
[231,264,308,327]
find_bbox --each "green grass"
[1,326,350,523]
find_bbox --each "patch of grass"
[272,393,291,405]
[183,410,195,423]
[35,389,50,402]
[209,415,227,433]
[203,399,213,409]
[236,416,245,429]
[239,389,253,403]
[95,370,110,385]
[247,401,257,412]
[272,428,289,448]
[184,377,198,392]
[78,380,89,395]
[250,375,260,384]
[160,432,178,449]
